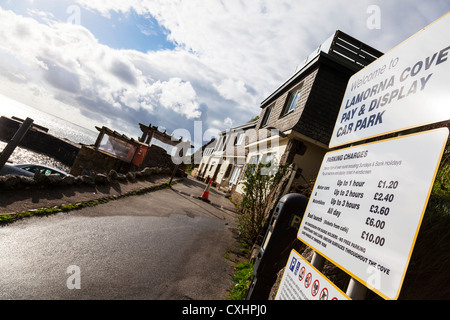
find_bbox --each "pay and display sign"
[275,250,350,300]
[330,12,450,148]
[297,128,448,299]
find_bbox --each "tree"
[238,161,286,245]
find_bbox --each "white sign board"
[275,250,350,300]
[298,128,448,299]
[329,12,450,148]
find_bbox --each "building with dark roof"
[235,30,383,194]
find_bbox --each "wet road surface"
[0,177,240,300]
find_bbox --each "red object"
[199,179,212,202]
[132,145,149,167]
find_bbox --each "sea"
[0,94,98,173]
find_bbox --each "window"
[224,164,233,178]
[247,155,260,176]
[262,153,275,165]
[249,155,260,165]
[281,86,302,116]
[99,134,137,163]
[235,132,245,146]
[215,136,226,152]
[260,104,273,127]
[229,166,242,185]
[222,136,228,151]
[261,153,278,175]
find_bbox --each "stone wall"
[0,166,173,191]
[70,144,181,177]
[140,144,178,171]
[70,145,132,176]
[0,116,80,166]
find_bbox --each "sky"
[0,0,449,149]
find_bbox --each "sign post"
[275,13,449,301]
[330,12,450,148]
[297,128,448,299]
[0,117,34,171]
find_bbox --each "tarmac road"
[0,176,240,300]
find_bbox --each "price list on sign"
[297,128,448,300]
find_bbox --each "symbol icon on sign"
[298,267,306,282]
[289,257,297,272]
[311,279,320,296]
[319,288,329,300]
[304,273,312,288]
[294,261,301,276]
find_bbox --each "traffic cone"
[198,178,212,203]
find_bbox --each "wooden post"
[169,142,187,186]
[0,117,34,171]
[169,164,179,187]
[94,127,105,150]
[145,127,155,145]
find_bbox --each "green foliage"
[238,161,287,245]
[400,193,450,299]
[247,116,259,123]
[432,145,450,196]
[388,142,449,299]
[228,262,254,300]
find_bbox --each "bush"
[399,143,450,299]
[432,144,449,196]
[238,162,287,245]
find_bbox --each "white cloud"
[73,0,450,119]
[74,0,145,18]
[157,78,201,119]
[0,0,449,143]
[67,1,368,109]
[224,117,233,128]
[214,78,251,104]
[75,0,329,101]
[0,6,204,137]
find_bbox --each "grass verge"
[227,261,255,300]
[225,240,254,300]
